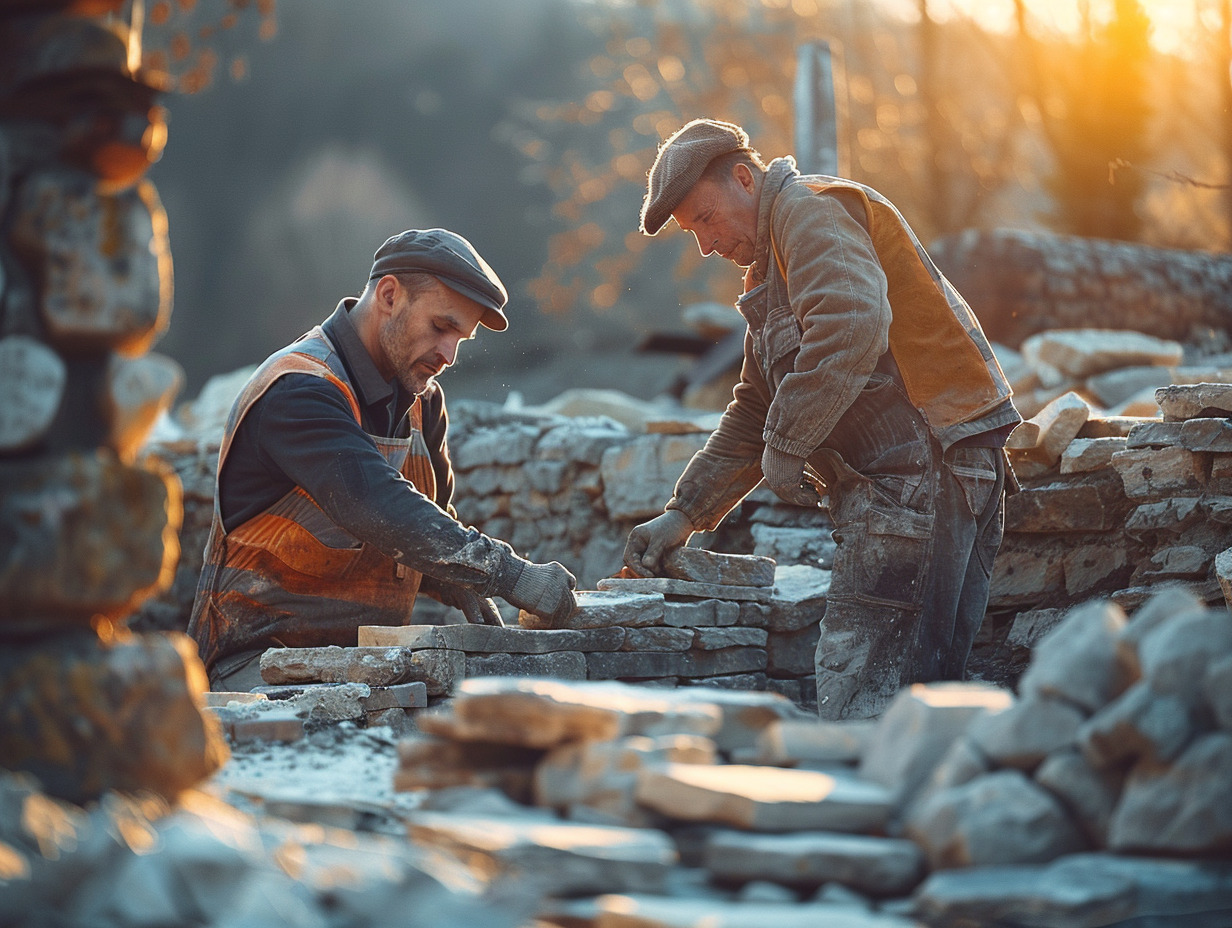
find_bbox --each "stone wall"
[930,228,1232,348]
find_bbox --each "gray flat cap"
[370,228,509,331]
[639,118,752,235]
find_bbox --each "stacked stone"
[385,589,1232,928]
[0,6,225,801]
[244,550,830,714]
[993,380,1232,659]
[929,227,1232,348]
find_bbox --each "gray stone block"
[636,763,892,833]
[465,651,587,680]
[704,829,924,895]
[661,548,776,587]
[904,770,1088,869]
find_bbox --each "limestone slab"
[465,651,587,680]
[417,678,722,748]
[601,433,710,521]
[408,812,676,896]
[635,763,891,833]
[1059,437,1128,474]
[520,590,666,630]
[591,895,920,928]
[1003,483,1117,533]
[660,548,775,587]
[654,687,810,753]
[692,627,768,651]
[259,646,462,695]
[596,577,772,603]
[704,829,924,895]
[1021,329,1183,379]
[1157,382,1232,421]
[587,648,767,681]
[662,599,740,628]
[745,718,871,766]
[621,627,695,652]
[359,623,627,653]
[1111,446,1205,498]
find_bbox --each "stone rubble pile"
[993,379,1232,659]
[373,584,1232,927]
[0,769,526,928]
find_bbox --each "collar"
[749,156,800,287]
[321,298,394,408]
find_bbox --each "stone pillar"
[0,5,227,803]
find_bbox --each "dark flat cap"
[640,118,752,235]
[370,228,509,331]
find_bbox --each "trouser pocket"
[830,481,935,610]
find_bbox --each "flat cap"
[370,228,509,331]
[639,118,752,235]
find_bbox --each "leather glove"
[422,578,505,626]
[762,445,822,507]
[498,557,578,625]
[623,509,695,576]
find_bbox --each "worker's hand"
[503,558,578,625]
[425,579,505,626]
[454,588,505,626]
[623,509,694,577]
[762,445,822,507]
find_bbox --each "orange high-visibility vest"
[187,326,435,674]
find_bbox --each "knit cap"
[639,118,752,235]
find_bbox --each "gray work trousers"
[811,373,1006,720]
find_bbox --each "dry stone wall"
[930,228,1232,348]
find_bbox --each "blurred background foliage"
[135,0,1232,405]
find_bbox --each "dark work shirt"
[218,299,511,592]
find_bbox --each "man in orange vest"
[624,119,1021,719]
[189,229,577,691]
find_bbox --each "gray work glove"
[762,445,822,507]
[421,577,505,626]
[497,556,578,625]
[623,509,695,576]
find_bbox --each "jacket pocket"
[761,303,802,389]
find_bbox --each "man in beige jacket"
[625,118,1020,719]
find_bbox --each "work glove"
[421,577,505,626]
[498,556,578,625]
[762,445,822,507]
[623,509,695,576]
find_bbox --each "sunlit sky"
[877,0,1209,56]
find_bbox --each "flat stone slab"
[662,599,741,627]
[908,852,1232,928]
[590,895,921,928]
[1059,437,1128,474]
[597,577,773,603]
[704,829,924,895]
[1127,417,1232,453]
[586,648,767,681]
[407,813,676,897]
[661,548,776,587]
[744,718,871,766]
[359,623,627,653]
[1158,382,1232,421]
[259,646,462,695]
[635,763,892,833]
[465,651,587,680]
[417,677,722,748]
[520,590,666,629]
